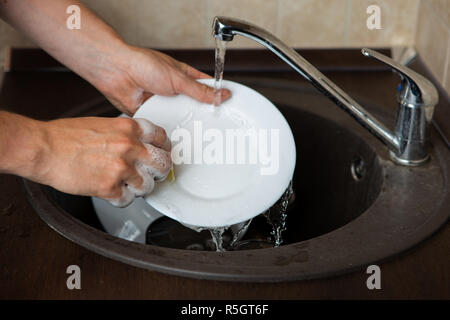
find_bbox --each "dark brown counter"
[0,48,448,299]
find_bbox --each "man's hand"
[40,117,172,207]
[0,0,229,203]
[0,0,231,116]
[98,47,231,115]
[0,112,172,207]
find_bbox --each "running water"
[230,219,253,247]
[205,38,228,252]
[213,38,227,107]
[264,181,294,247]
[200,40,294,251]
[204,182,293,251]
[209,227,227,252]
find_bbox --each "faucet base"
[390,151,430,166]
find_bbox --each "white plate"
[134,79,296,227]
[92,197,163,244]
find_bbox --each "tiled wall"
[0,0,449,94]
[0,0,420,55]
[80,0,420,48]
[415,0,450,95]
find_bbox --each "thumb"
[175,75,231,104]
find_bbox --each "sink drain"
[351,157,366,181]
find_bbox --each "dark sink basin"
[23,79,450,282]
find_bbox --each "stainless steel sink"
[23,79,450,282]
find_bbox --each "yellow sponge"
[168,168,175,182]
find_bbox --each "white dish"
[92,196,163,244]
[134,79,296,227]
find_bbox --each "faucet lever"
[362,48,439,165]
[361,48,438,108]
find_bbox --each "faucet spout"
[213,16,438,166]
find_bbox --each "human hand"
[95,47,231,115]
[1,1,230,115]
[34,116,172,207]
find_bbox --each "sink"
[23,79,450,282]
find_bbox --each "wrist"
[0,112,48,180]
[87,40,136,97]
[90,43,146,114]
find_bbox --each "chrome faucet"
[213,16,439,166]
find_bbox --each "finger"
[126,164,155,197]
[180,62,212,79]
[141,92,154,103]
[133,118,171,151]
[218,88,232,103]
[107,96,134,116]
[138,144,172,181]
[106,185,134,208]
[175,75,232,104]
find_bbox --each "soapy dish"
[134,79,296,228]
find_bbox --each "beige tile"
[416,0,449,83]
[278,0,347,48]
[347,0,419,47]
[427,0,450,29]
[136,0,208,48]
[206,0,279,48]
[81,0,139,45]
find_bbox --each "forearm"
[0,0,130,93]
[0,111,172,204]
[0,0,228,116]
[0,112,46,179]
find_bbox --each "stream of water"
[207,181,293,251]
[264,181,294,247]
[213,38,227,107]
[205,40,294,252]
[209,227,227,252]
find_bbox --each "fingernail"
[221,89,231,99]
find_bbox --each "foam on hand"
[106,185,134,208]
[127,163,156,197]
[134,118,156,139]
[105,117,172,208]
[134,117,171,151]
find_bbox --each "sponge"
[168,168,175,182]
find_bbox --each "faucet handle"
[361,48,438,108]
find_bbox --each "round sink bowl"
[23,81,450,282]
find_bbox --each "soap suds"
[107,185,134,208]
[134,117,171,151]
[127,163,156,196]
